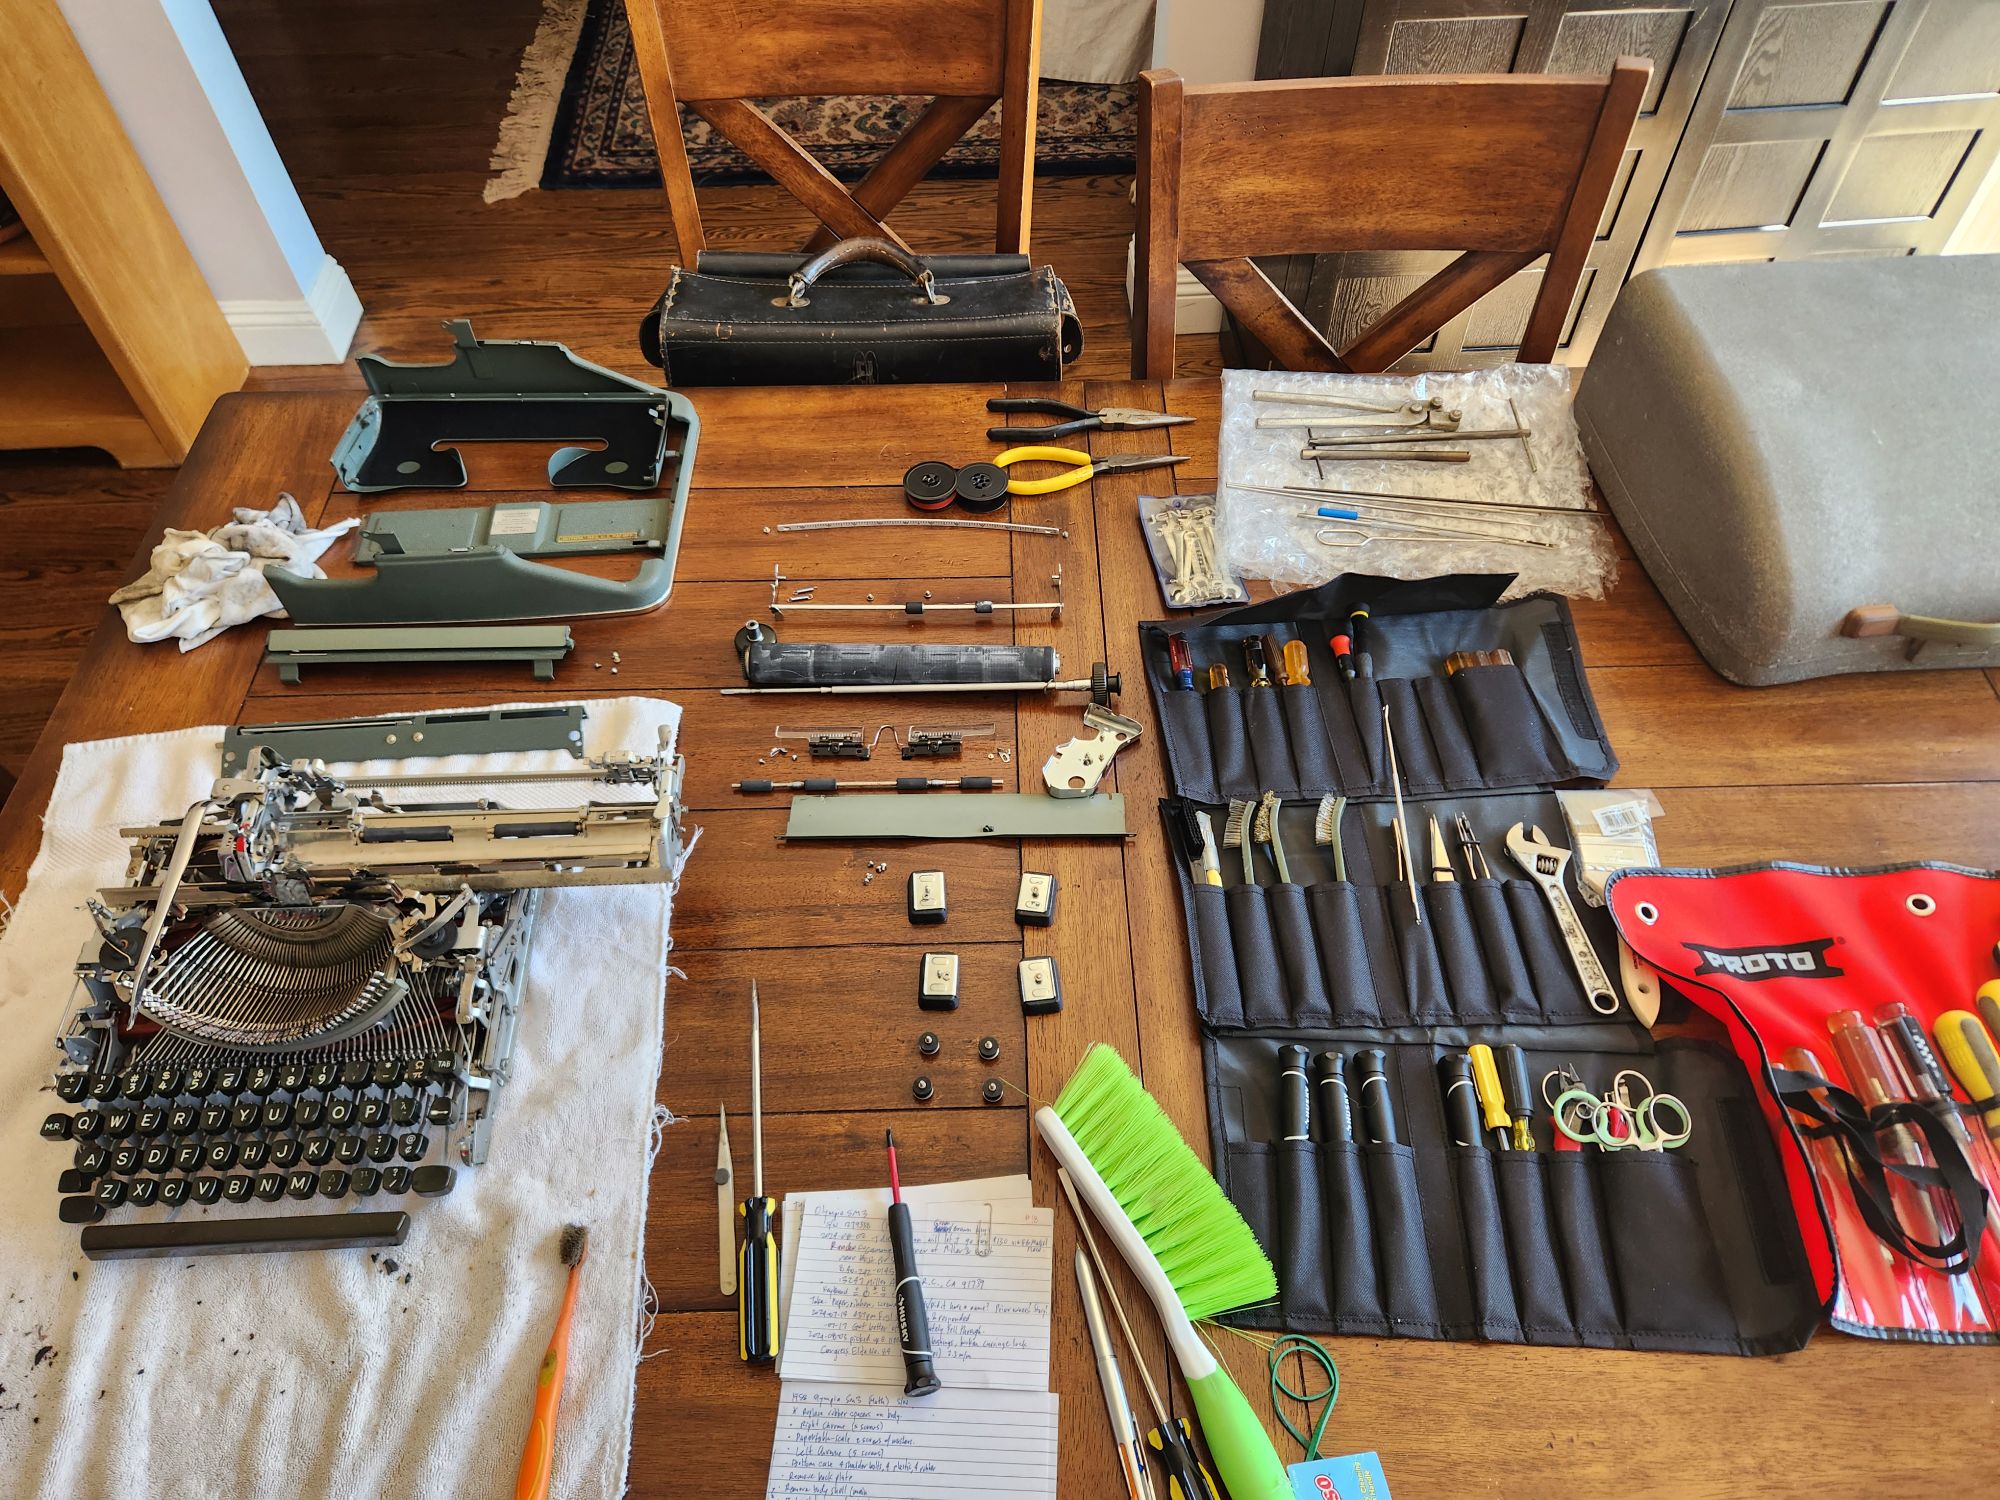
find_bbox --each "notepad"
[765,1384,1059,1500]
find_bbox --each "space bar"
[80,1211,411,1261]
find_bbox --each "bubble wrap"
[1216,365,1616,600]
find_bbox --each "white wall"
[57,0,360,364]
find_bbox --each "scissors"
[1546,1067,1692,1151]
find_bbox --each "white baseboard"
[1123,236,1226,334]
[220,253,363,365]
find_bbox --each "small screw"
[610,666,619,674]
[918,1032,941,1057]
[912,1076,935,1103]
[981,1078,1005,1104]
[866,593,875,602]
[923,590,933,600]
[977,1036,1000,1062]
[593,661,603,669]
[612,651,622,663]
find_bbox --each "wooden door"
[1634,0,2000,270]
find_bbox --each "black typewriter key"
[402,1059,429,1087]
[172,1141,203,1173]
[334,1134,365,1166]
[41,1112,73,1141]
[238,1140,270,1170]
[104,1109,136,1139]
[276,1064,307,1093]
[152,1066,184,1097]
[222,1175,255,1203]
[73,1110,104,1140]
[262,1099,293,1130]
[159,1178,190,1207]
[140,1142,172,1173]
[60,1196,105,1224]
[410,1164,457,1198]
[254,1173,286,1202]
[88,1074,119,1102]
[350,1166,381,1196]
[381,1166,413,1195]
[317,1169,350,1199]
[167,1105,198,1135]
[56,1073,89,1102]
[246,1064,278,1096]
[303,1136,335,1167]
[126,1178,159,1207]
[425,1093,456,1126]
[190,1176,223,1205]
[136,1107,164,1135]
[326,1095,357,1129]
[204,1140,238,1171]
[397,1131,430,1163]
[371,1059,401,1088]
[110,1145,141,1175]
[338,1059,371,1088]
[294,1098,325,1130]
[118,1067,150,1100]
[269,1138,301,1169]
[74,1143,109,1177]
[426,1054,456,1082]
[391,1094,421,1127]
[94,1179,126,1206]
[214,1065,248,1096]
[199,1104,229,1134]
[230,1101,261,1132]
[367,1134,397,1164]
[58,1168,91,1194]
[306,1062,338,1091]
[184,1065,215,1095]
[285,1171,317,1201]
[358,1095,389,1129]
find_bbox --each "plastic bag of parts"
[1138,494,1249,610]
[1554,787,1663,906]
[1215,365,1615,600]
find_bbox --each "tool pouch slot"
[1205,689,1254,800]
[1226,885,1289,1028]
[1504,881,1591,1019]
[1322,1142,1384,1327]
[1380,679,1445,793]
[1276,1140,1333,1322]
[1345,676,1385,786]
[1422,882,1498,1023]
[1243,688,1299,792]
[1282,684,1341,791]
[1467,878,1541,1021]
[1596,1152,1740,1348]
[1449,1147,1523,1341]
[1224,1139,1278,1290]
[1189,885,1244,1027]
[1362,1142,1441,1333]
[1391,891,1453,1026]
[1159,690,1219,804]
[1305,882,1384,1027]
[1493,1153,1579,1342]
[1450,662,1568,788]
[1546,1150,1624,1344]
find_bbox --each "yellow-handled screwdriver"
[1279,638,1312,687]
[1467,1044,1513,1150]
[739,980,779,1364]
[1935,1008,2000,1142]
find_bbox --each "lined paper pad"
[777,1180,1054,1390]
[765,1385,1059,1499]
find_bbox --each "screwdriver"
[1467,1044,1513,1150]
[1329,632,1356,682]
[884,1130,941,1397]
[1244,636,1273,688]
[1207,662,1231,691]
[1935,1009,2000,1142]
[1278,638,1311,687]
[739,981,779,1364]
[1438,1053,1483,1146]
[1496,1044,1537,1150]
[1168,632,1195,690]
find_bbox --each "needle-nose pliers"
[985,397,1195,442]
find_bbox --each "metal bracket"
[784,792,1127,840]
[262,625,574,683]
[221,705,590,770]
[769,565,1063,621]
[1040,704,1143,797]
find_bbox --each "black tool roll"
[1150,576,1823,1355]
[640,237,1082,386]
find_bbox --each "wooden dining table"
[3,378,1996,1496]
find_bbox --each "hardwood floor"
[0,0,1209,789]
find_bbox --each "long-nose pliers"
[985,397,1195,442]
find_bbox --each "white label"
[1593,800,1650,836]
[489,507,541,536]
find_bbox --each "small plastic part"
[977,1036,1001,1063]
[919,952,960,1012]
[907,871,948,925]
[982,1078,1006,1104]
[912,1076,936,1103]
[1018,956,1063,1016]
[1015,872,1057,927]
[917,1032,942,1058]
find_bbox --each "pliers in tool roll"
[986,397,1195,442]
[992,447,1191,495]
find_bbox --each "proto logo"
[1683,938,1841,981]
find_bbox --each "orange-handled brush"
[515,1223,589,1500]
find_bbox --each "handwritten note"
[778,1196,1053,1390]
[764,1383,1059,1500]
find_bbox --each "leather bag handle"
[780,238,948,308]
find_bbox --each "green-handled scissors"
[1551,1068,1692,1151]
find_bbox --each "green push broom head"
[1052,1043,1276,1321]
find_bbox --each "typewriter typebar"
[38,712,684,1259]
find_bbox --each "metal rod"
[1240,483,1601,518]
[1304,426,1528,450]
[775,518,1067,537]
[1306,448,1470,463]
[1252,388,1422,415]
[722,679,1102,697]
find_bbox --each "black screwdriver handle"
[887,1201,941,1396]
[1278,1045,1311,1142]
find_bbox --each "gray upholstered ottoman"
[1574,256,2000,686]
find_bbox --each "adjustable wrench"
[1504,823,1621,1015]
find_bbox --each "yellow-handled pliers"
[992,446,1192,495]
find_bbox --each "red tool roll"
[1608,863,2000,1343]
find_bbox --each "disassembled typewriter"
[37,707,684,1261]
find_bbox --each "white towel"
[0,699,685,1500]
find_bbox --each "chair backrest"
[623,0,1044,262]
[1132,62,1650,379]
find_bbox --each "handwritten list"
[765,1385,1059,1499]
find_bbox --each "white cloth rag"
[0,698,685,1500]
[109,493,358,651]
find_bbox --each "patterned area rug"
[538,0,1134,189]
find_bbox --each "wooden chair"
[622,0,1043,261]
[1132,61,1651,379]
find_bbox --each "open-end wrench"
[1504,823,1621,1015]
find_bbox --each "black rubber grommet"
[904,460,958,511]
[977,1036,1000,1062]
[918,1032,942,1057]
[953,462,1010,513]
[982,1078,1005,1104]
[912,1076,935,1102]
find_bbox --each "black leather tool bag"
[639,237,1082,386]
